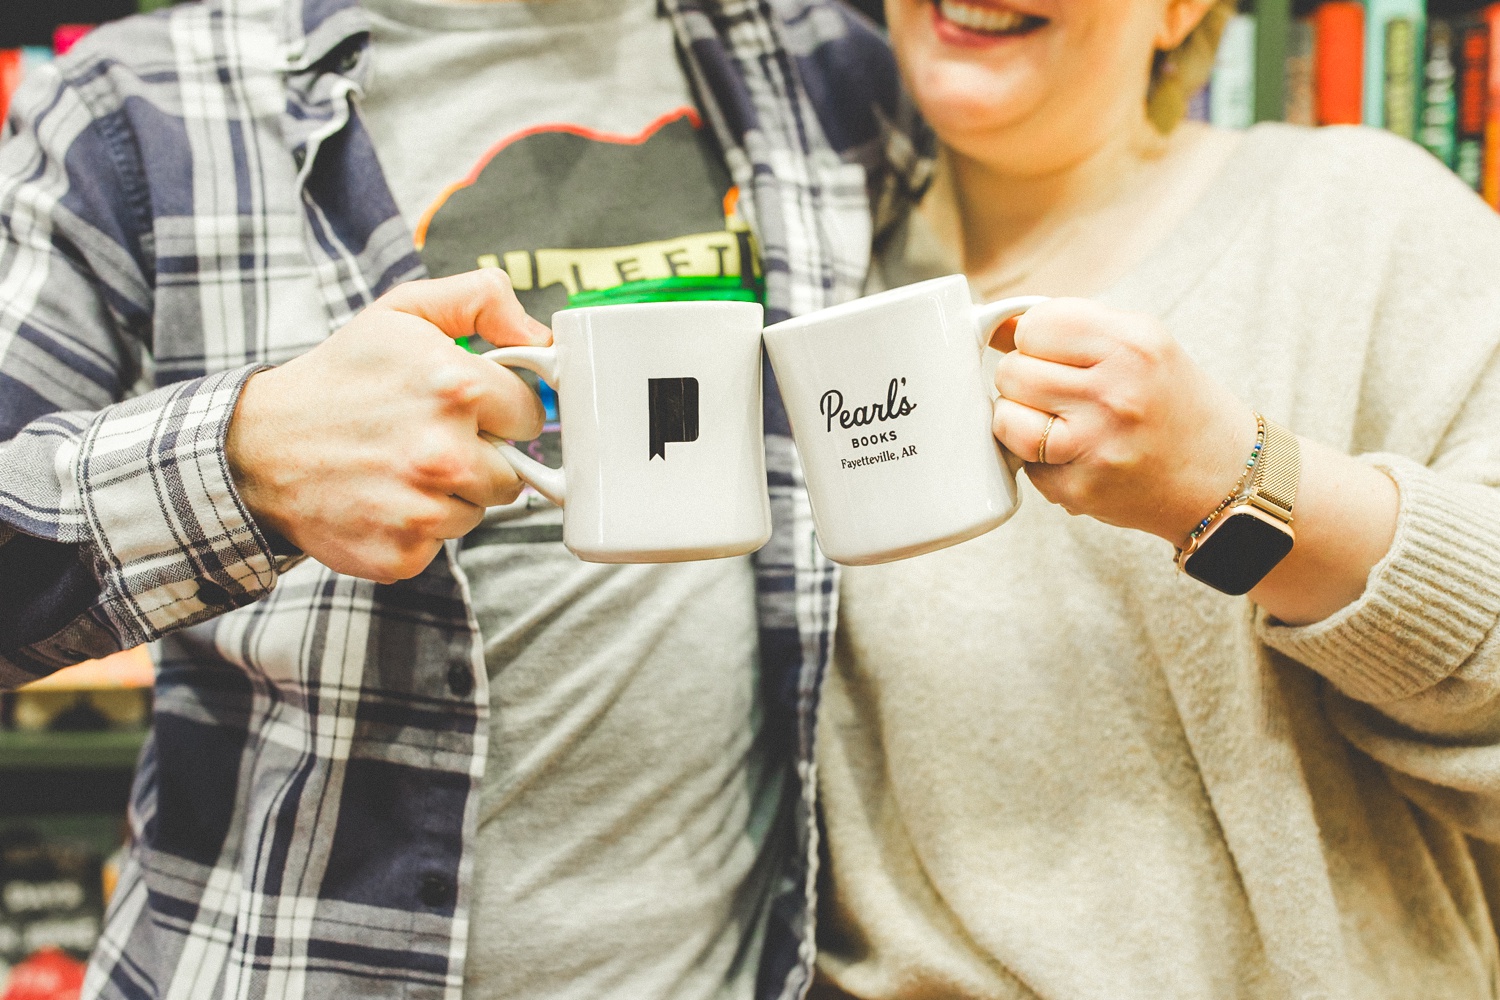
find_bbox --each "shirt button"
[197,581,231,606]
[446,663,474,698]
[418,874,452,909]
[335,48,359,74]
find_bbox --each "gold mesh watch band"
[1247,417,1299,523]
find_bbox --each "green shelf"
[0,729,147,771]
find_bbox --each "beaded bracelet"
[1180,412,1266,553]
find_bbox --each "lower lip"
[929,1,1039,48]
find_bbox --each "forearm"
[0,532,105,687]
[1248,437,1399,627]
[0,369,282,681]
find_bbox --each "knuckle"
[368,547,416,584]
[1042,471,1092,514]
[1121,319,1171,365]
[494,478,525,506]
[450,466,483,499]
[481,266,514,292]
[403,508,444,539]
[428,363,483,407]
[388,556,426,582]
[408,437,467,488]
[1098,382,1149,425]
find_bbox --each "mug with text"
[763,275,1045,565]
[486,300,771,563]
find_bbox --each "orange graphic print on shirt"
[415,106,762,329]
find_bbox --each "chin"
[891,0,1055,139]
[907,62,1041,138]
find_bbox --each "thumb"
[375,269,552,348]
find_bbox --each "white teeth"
[938,0,1033,33]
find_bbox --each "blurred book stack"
[1,0,188,135]
[0,646,149,999]
[0,830,102,1000]
[1200,0,1500,207]
[0,2,185,996]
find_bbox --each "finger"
[377,270,552,349]
[428,352,547,441]
[468,354,548,440]
[450,437,526,509]
[994,351,1092,414]
[992,397,1078,466]
[1009,298,1121,367]
[418,494,488,542]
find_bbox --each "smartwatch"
[1176,418,1300,596]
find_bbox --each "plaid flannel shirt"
[0,0,932,995]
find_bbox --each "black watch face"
[1183,509,1295,596]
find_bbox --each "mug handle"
[973,295,1050,351]
[480,346,567,507]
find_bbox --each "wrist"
[225,366,295,544]
[1159,403,1259,546]
[1176,414,1302,596]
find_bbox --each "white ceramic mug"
[485,300,771,563]
[763,275,1046,565]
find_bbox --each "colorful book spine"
[52,25,95,58]
[1364,0,1425,130]
[1284,16,1316,126]
[1254,0,1291,122]
[1187,83,1212,124]
[1384,17,1421,138]
[1485,5,1500,207]
[1420,19,1458,168]
[1210,13,1257,129]
[1456,12,1490,190]
[1315,2,1364,125]
[0,51,20,129]
[20,47,54,79]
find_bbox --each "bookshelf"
[0,731,147,772]
[1204,0,1500,204]
[0,1,138,49]
[1,649,151,772]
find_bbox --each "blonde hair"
[1147,0,1238,133]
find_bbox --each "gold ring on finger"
[1036,413,1058,465]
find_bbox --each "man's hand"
[226,270,551,584]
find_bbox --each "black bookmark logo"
[648,377,700,460]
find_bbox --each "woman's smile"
[929,0,1048,46]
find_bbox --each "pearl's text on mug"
[819,378,918,436]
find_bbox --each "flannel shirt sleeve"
[0,60,279,686]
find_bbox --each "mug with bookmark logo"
[485,299,771,563]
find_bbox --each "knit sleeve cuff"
[1257,455,1500,704]
[70,364,280,645]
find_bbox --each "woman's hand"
[991,298,1256,547]
[991,297,1400,626]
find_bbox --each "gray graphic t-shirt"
[357,1,778,997]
